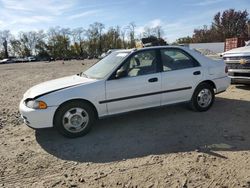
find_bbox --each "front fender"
[38,80,107,117]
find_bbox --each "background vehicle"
[19,46,230,138]
[0,58,15,64]
[223,44,250,84]
[27,56,37,62]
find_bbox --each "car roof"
[137,45,187,50]
[115,46,190,53]
[115,49,134,53]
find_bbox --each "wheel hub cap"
[70,115,83,126]
[62,107,89,133]
[197,89,212,108]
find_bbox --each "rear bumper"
[228,69,250,84]
[212,76,230,94]
[19,100,57,129]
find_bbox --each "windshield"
[84,51,129,79]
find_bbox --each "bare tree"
[27,31,46,55]
[142,25,164,38]
[143,26,154,37]
[72,28,85,43]
[127,22,136,48]
[96,22,105,53]
[154,26,164,38]
[121,27,127,48]
[0,30,12,58]
[87,22,105,55]
[72,27,86,57]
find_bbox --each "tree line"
[0,22,164,60]
[176,9,250,44]
[0,9,249,60]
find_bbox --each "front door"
[104,49,162,115]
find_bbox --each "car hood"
[223,46,250,57]
[23,75,96,99]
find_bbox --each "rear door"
[160,48,203,105]
[104,49,162,115]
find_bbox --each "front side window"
[121,50,157,77]
[161,49,199,72]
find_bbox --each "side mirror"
[116,69,127,78]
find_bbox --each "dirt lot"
[0,60,250,188]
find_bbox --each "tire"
[190,83,215,112]
[54,100,95,138]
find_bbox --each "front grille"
[226,63,250,69]
[223,56,250,61]
[234,72,250,77]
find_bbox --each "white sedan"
[19,46,230,137]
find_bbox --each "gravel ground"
[0,60,250,188]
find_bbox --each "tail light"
[225,66,228,73]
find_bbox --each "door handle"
[193,71,201,75]
[148,77,158,82]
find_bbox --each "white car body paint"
[105,73,162,115]
[19,46,230,129]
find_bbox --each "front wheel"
[54,101,95,138]
[190,83,215,112]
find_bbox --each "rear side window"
[160,49,199,72]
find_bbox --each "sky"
[0,0,249,42]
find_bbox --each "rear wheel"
[54,101,95,138]
[190,83,214,112]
